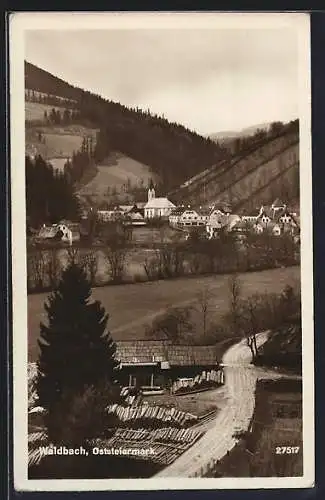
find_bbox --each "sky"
[25,27,299,136]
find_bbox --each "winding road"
[156,331,279,477]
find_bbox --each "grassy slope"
[28,266,300,362]
[25,122,98,160]
[25,101,68,121]
[78,152,159,202]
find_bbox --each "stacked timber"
[106,403,198,428]
[112,426,202,444]
[89,427,204,466]
[172,368,224,394]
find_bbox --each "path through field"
[155,331,285,477]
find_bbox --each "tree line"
[26,155,80,227]
[27,224,299,293]
[63,136,95,185]
[43,107,82,126]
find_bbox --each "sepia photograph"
[10,12,314,490]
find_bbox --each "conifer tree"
[36,263,120,437]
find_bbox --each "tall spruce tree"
[36,263,120,420]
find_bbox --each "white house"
[97,207,126,222]
[169,206,210,228]
[38,221,80,244]
[278,209,295,225]
[144,186,175,219]
[206,213,241,239]
[57,222,80,243]
[179,208,209,227]
[169,207,185,227]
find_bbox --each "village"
[32,182,300,246]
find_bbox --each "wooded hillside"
[25,61,229,192]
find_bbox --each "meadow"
[42,132,83,157]
[78,152,159,201]
[28,266,300,362]
[25,102,66,122]
[25,123,98,163]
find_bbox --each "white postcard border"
[10,11,314,491]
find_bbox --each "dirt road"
[155,332,271,477]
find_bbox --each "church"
[144,182,176,219]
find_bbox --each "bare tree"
[196,286,213,338]
[105,245,127,284]
[47,248,62,289]
[104,226,129,284]
[228,273,242,334]
[243,296,259,360]
[146,306,193,344]
[143,250,162,280]
[82,250,98,286]
[66,247,81,267]
[188,252,202,275]
[28,249,47,291]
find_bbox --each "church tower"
[148,180,155,202]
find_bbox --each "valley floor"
[28,266,300,362]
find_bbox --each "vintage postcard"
[10,12,314,491]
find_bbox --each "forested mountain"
[25,61,229,192]
[170,120,299,212]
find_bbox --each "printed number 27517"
[275,446,300,454]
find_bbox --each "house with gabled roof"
[169,207,186,227]
[169,206,211,228]
[115,340,223,391]
[37,221,80,243]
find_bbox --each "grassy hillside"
[78,152,159,204]
[25,101,67,122]
[25,124,98,161]
[170,124,299,212]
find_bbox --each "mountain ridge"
[25,61,299,212]
[25,61,230,193]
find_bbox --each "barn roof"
[166,345,219,366]
[115,340,171,364]
[115,340,219,366]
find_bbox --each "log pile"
[90,426,204,466]
[172,368,224,394]
[107,403,198,428]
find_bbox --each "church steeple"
[148,179,155,202]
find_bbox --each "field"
[132,226,182,245]
[78,152,159,201]
[28,266,300,362]
[41,133,83,157]
[25,102,67,122]
[25,125,98,161]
